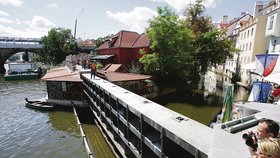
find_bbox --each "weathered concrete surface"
[81,73,274,158]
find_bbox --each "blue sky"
[0,0,257,40]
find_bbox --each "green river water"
[0,74,249,157]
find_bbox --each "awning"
[242,61,256,70]
[91,54,115,60]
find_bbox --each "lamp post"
[74,8,84,40]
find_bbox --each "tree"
[40,28,77,64]
[22,51,29,62]
[184,0,236,74]
[93,34,114,53]
[140,7,195,89]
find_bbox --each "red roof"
[104,72,151,82]
[42,66,82,82]
[219,23,230,29]
[98,64,151,82]
[133,34,150,48]
[97,30,149,49]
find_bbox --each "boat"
[4,62,42,81]
[25,98,55,111]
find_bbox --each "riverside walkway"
[80,73,260,158]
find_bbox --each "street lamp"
[74,8,84,40]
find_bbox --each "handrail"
[72,102,93,158]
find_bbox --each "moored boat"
[25,98,55,111]
[4,62,42,81]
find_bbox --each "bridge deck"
[81,73,256,158]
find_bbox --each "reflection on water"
[166,103,221,125]
[0,75,86,158]
[82,124,115,158]
[152,84,249,125]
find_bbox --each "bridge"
[0,37,43,73]
[80,73,258,158]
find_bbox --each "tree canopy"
[93,34,114,53]
[140,7,195,89]
[184,0,236,73]
[140,1,237,91]
[39,28,77,64]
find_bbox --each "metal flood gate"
[82,75,208,158]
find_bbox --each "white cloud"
[0,0,23,7]
[0,10,9,16]
[48,3,59,8]
[0,18,13,24]
[0,24,47,38]
[107,7,157,33]
[150,0,220,12]
[27,15,56,30]
[0,16,56,38]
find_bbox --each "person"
[252,138,280,158]
[90,61,97,79]
[246,119,279,157]
[83,59,88,69]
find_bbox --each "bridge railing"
[0,37,42,43]
[0,37,43,49]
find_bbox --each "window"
[249,42,252,51]
[246,43,248,51]
[247,30,250,38]
[251,28,254,36]
[273,40,277,51]
[61,82,67,92]
[268,16,274,30]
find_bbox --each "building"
[221,0,280,86]
[238,14,267,84]
[42,56,87,107]
[220,13,252,85]
[96,30,150,67]
[97,64,152,93]
[262,0,280,55]
[77,39,96,53]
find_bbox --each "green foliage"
[139,51,160,74]
[184,0,237,74]
[93,34,114,53]
[140,1,237,91]
[22,51,29,62]
[141,7,195,90]
[128,60,142,74]
[40,27,77,64]
[96,63,104,70]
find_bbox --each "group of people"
[244,119,280,158]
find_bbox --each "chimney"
[253,1,264,17]
[222,15,228,23]
[241,12,246,16]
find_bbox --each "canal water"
[0,71,249,157]
[151,83,249,125]
[0,75,114,158]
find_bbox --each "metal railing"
[0,36,43,49]
[72,103,93,158]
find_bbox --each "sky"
[0,0,258,40]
